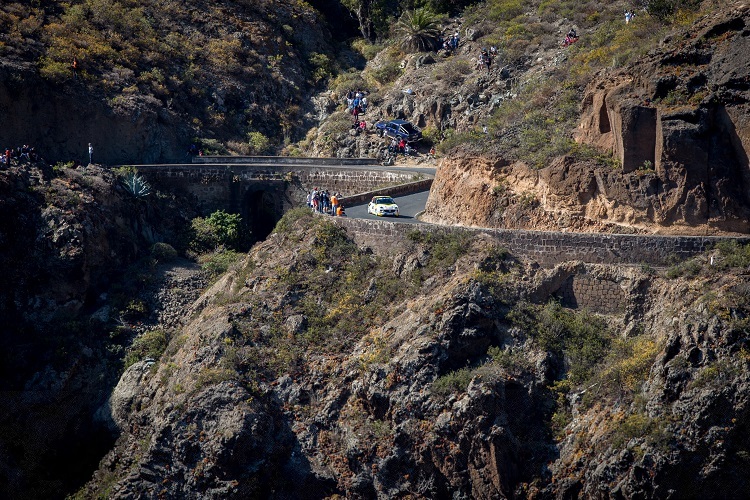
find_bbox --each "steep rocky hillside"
[3,1,750,499]
[0,0,349,163]
[0,163,207,498]
[80,210,750,498]
[419,4,750,234]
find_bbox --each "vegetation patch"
[611,411,673,452]
[431,367,474,395]
[510,301,612,385]
[190,210,246,254]
[124,329,169,369]
[715,240,750,269]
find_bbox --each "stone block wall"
[329,217,749,266]
[555,276,626,314]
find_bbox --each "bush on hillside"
[190,210,244,253]
[247,131,271,155]
[509,301,612,385]
[124,329,168,369]
[647,0,704,21]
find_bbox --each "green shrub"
[591,336,660,402]
[124,329,168,368]
[433,58,473,87]
[150,242,178,262]
[195,367,236,390]
[39,57,72,82]
[665,258,702,278]
[119,169,152,198]
[273,207,314,234]
[193,138,228,156]
[393,8,443,53]
[247,131,271,155]
[199,249,243,278]
[190,210,244,253]
[509,301,612,385]
[312,221,358,265]
[648,0,703,21]
[122,299,148,321]
[420,126,440,146]
[331,70,368,96]
[715,240,750,268]
[309,52,333,82]
[436,129,486,154]
[351,39,385,60]
[431,367,473,395]
[370,60,403,85]
[611,412,673,451]
[487,0,525,22]
[407,230,471,270]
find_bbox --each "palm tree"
[394,8,442,53]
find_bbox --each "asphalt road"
[345,189,430,224]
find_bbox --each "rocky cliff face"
[81,211,750,498]
[423,5,750,235]
[0,1,341,164]
[0,164,202,498]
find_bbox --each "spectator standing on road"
[88,143,93,164]
[331,193,339,216]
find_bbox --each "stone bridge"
[137,157,432,238]
[135,156,750,317]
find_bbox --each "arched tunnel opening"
[243,189,282,243]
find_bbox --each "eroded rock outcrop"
[425,5,750,235]
[576,4,750,231]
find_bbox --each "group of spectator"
[308,188,346,216]
[351,120,368,135]
[387,137,414,156]
[3,145,40,168]
[441,32,460,53]
[476,46,497,72]
[562,28,579,47]
[347,89,369,121]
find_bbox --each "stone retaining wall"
[555,276,627,314]
[329,217,749,266]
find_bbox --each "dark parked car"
[375,119,422,142]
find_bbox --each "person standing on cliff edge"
[88,143,93,164]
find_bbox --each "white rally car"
[367,196,399,217]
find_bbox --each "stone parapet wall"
[338,179,433,206]
[191,156,378,166]
[329,217,749,266]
